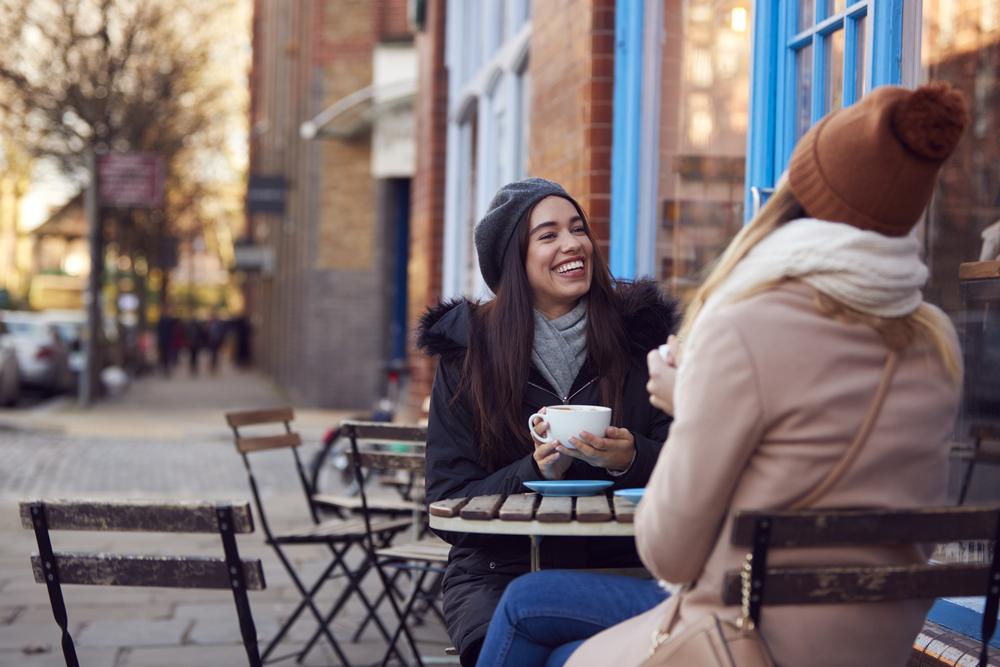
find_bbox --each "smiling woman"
[417,177,678,666]
[524,196,594,320]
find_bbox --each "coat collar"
[416,280,677,362]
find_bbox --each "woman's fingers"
[646,348,677,415]
[665,334,679,367]
[557,428,634,472]
[530,406,549,441]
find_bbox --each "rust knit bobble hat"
[788,82,969,236]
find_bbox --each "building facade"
[247,0,416,408]
[405,0,1000,431]
[246,0,1000,424]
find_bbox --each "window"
[652,0,751,300]
[875,0,1000,581]
[516,67,531,181]
[746,0,902,218]
[781,1,874,167]
[441,0,532,299]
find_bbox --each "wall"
[406,0,448,419]
[529,0,616,249]
[248,0,412,408]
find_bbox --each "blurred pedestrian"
[233,316,251,368]
[170,318,186,370]
[156,308,174,377]
[206,311,226,374]
[187,318,205,376]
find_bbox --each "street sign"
[97,152,166,208]
[247,175,287,214]
[232,243,275,274]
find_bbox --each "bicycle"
[308,362,406,497]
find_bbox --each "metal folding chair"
[226,408,411,665]
[21,498,265,667]
[343,420,454,667]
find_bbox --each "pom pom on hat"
[788,82,969,236]
[891,82,970,160]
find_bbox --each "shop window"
[920,0,1000,445]
[784,1,875,159]
[653,0,751,300]
[745,0,902,220]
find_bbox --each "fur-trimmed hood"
[416,280,677,363]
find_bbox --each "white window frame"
[442,6,532,300]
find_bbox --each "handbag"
[639,350,900,667]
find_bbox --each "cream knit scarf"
[679,218,928,387]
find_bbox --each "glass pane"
[518,70,530,181]
[654,0,750,300]
[796,43,814,140]
[827,0,847,18]
[854,15,866,100]
[825,29,845,113]
[921,0,1000,448]
[799,0,815,31]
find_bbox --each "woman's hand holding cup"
[558,426,635,471]
[528,405,629,475]
[530,407,573,480]
[647,334,679,415]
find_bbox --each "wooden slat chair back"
[721,505,1000,666]
[342,420,454,667]
[21,499,264,667]
[224,408,411,665]
[225,407,320,524]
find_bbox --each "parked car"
[0,311,74,395]
[38,309,87,376]
[0,322,21,406]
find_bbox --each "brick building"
[405,0,751,416]
[246,0,416,408]
[406,0,626,416]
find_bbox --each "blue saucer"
[612,488,645,503]
[523,481,614,497]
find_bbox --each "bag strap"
[652,350,901,640]
[787,350,900,510]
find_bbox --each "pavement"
[0,359,452,666]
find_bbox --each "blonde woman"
[475,82,968,667]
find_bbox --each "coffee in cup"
[527,405,612,450]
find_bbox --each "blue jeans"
[475,570,669,667]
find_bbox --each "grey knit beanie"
[474,178,572,292]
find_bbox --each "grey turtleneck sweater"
[530,297,588,399]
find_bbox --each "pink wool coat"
[566,283,962,667]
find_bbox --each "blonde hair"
[676,183,961,383]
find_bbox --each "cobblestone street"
[0,364,450,666]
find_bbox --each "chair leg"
[260,543,354,666]
[29,503,81,667]
[408,569,447,627]
[352,561,410,641]
[297,542,408,665]
[377,566,432,667]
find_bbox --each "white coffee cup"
[527,405,612,450]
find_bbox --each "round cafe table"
[428,491,637,572]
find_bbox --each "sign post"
[246,176,287,215]
[81,151,100,407]
[80,152,166,407]
[97,153,166,208]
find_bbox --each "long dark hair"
[458,194,630,473]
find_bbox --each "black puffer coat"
[417,280,676,666]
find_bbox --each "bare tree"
[1,2,245,273]
[0,0,248,380]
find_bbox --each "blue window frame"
[745,0,903,220]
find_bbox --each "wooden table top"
[428,492,638,537]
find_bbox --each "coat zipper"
[527,377,598,405]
